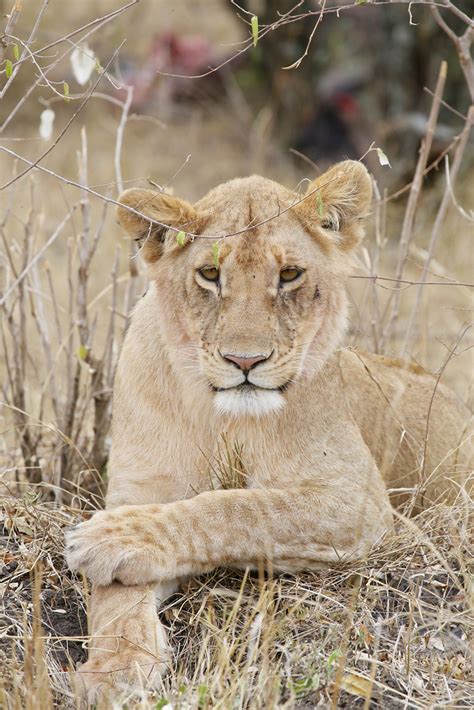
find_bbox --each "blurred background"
[0,0,472,496]
[3,0,473,173]
[2,0,473,189]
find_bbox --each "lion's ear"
[117,188,200,261]
[298,161,372,252]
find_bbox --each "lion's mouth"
[211,381,290,393]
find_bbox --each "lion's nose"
[222,352,270,373]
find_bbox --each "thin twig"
[0,0,49,100]
[0,43,125,191]
[382,61,447,347]
[0,206,77,307]
[401,106,474,354]
[0,0,22,64]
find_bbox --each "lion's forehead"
[186,176,316,271]
[196,176,299,231]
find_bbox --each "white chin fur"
[213,388,285,418]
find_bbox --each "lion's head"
[117,161,372,417]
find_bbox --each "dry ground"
[1,1,473,708]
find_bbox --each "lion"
[66,161,472,700]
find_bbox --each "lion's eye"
[279,267,302,284]
[198,266,219,282]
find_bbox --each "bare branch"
[0,0,22,64]
[382,61,447,346]
[401,106,474,354]
[431,3,474,102]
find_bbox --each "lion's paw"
[65,508,169,586]
[71,648,170,703]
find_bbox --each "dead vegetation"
[1,490,472,708]
[0,0,473,708]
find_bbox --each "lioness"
[66,161,471,699]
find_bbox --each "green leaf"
[5,59,13,78]
[176,230,186,247]
[289,675,319,698]
[316,191,324,218]
[251,15,259,47]
[327,648,342,672]
[155,699,170,710]
[78,344,88,361]
[63,81,71,102]
[12,44,19,61]
[198,684,208,707]
[212,241,219,269]
[356,0,368,4]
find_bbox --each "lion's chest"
[195,425,328,491]
[156,427,299,496]
[142,378,361,502]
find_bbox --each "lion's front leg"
[67,478,394,587]
[71,581,177,702]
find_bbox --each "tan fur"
[66,162,472,699]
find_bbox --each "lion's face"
[118,163,372,417]
[175,211,348,417]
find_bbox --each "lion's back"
[339,348,472,509]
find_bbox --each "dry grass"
[0,1,473,708]
[1,492,472,708]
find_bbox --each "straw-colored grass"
[1,488,472,708]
